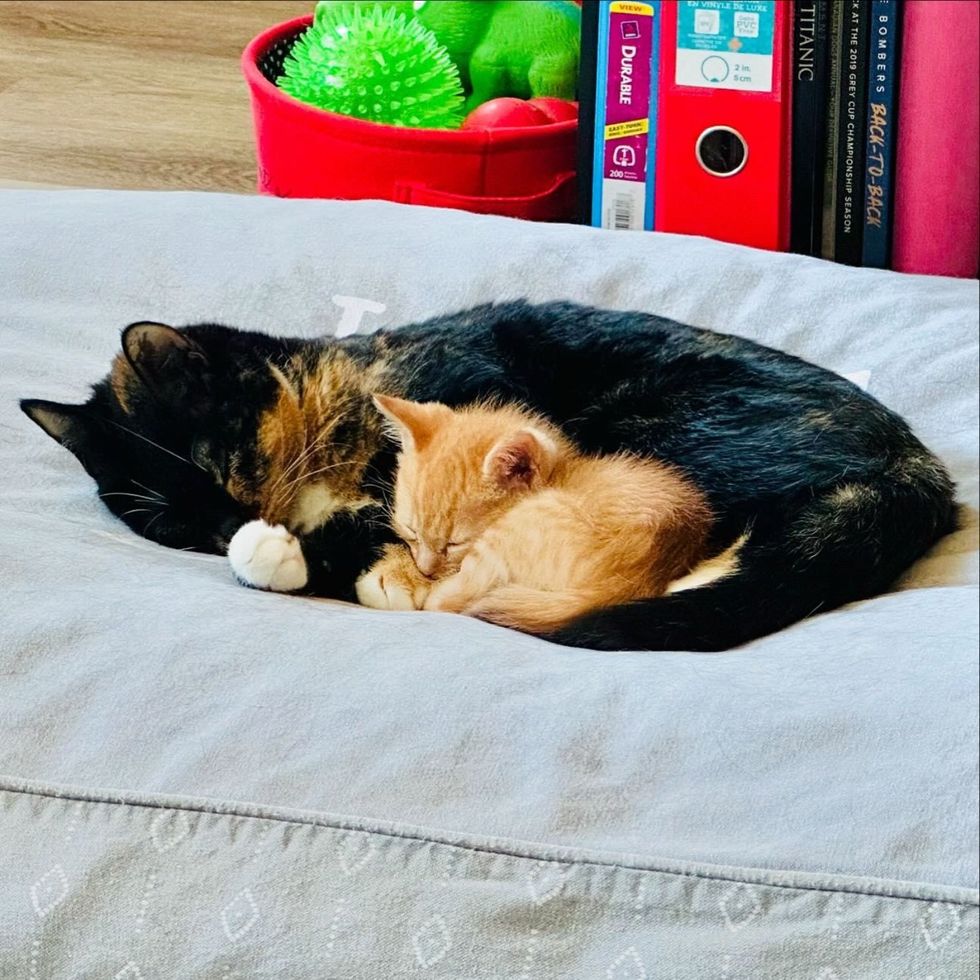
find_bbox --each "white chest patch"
[288,482,373,535]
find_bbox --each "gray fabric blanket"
[0,190,977,978]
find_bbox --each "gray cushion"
[0,190,976,977]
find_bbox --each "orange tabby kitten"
[356,395,713,634]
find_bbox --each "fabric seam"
[2,778,976,908]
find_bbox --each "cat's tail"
[544,470,958,653]
[467,586,600,635]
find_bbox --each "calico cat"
[356,396,713,632]
[19,301,957,651]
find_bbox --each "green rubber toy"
[278,4,465,130]
[313,0,416,29]
[417,0,581,111]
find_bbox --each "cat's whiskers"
[100,492,164,505]
[268,431,328,495]
[105,418,203,470]
[359,480,394,502]
[265,426,338,514]
[131,479,166,501]
[143,511,166,536]
[357,511,392,532]
[277,459,351,496]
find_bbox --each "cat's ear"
[483,427,558,490]
[21,399,96,453]
[21,399,118,481]
[121,322,210,406]
[372,394,450,451]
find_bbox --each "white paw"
[355,566,419,611]
[227,520,308,592]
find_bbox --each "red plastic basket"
[242,16,578,221]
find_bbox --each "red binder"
[655,1,793,251]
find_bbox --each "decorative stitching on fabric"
[830,892,844,942]
[632,878,647,924]
[1,781,977,908]
[518,928,540,980]
[606,946,647,979]
[112,962,144,980]
[920,902,963,949]
[29,938,40,980]
[62,800,84,847]
[526,861,575,905]
[221,888,260,943]
[325,897,347,955]
[411,914,452,968]
[719,883,762,932]
[149,811,190,854]
[440,848,459,887]
[249,822,273,865]
[134,869,158,935]
[336,832,376,877]
[30,865,69,919]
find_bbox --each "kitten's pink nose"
[416,545,438,578]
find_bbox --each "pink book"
[892,1,980,278]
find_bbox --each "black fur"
[21,302,956,650]
[21,324,298,553]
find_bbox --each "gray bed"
[1,190,977,978]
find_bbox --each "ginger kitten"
[358,395,713,634]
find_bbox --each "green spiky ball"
[313,1,416,29]
[278,5,465,130]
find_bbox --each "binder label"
[675,1,776,92]
[598,1,656,230]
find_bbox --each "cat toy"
[417,0,581,110]
[277,2,465,130]
[462,96,579,130]
[278,1,579,130]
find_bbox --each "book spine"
[862,0,902,268]
[819,1,843,259]
[577,0,601,224]
[893,0,980,277]
[790,1,830,256]
[834,0,870,265]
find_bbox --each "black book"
[820,1,843,260]
[833,0,871,265]
[790,1,831,256]
[862,0,903,268]
[577,0,600,225]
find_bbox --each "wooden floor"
[0,0,307,191]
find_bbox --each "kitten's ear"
[372,394,450,451]
[21,399,94,452]
[121,322,210,406]
[483,427,558,490]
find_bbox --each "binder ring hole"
[696,127,747,177]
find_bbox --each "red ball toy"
[462,97,578,130]
[527,97,579,123]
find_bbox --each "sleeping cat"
[356,396,713,633]
[19,302,957,651]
